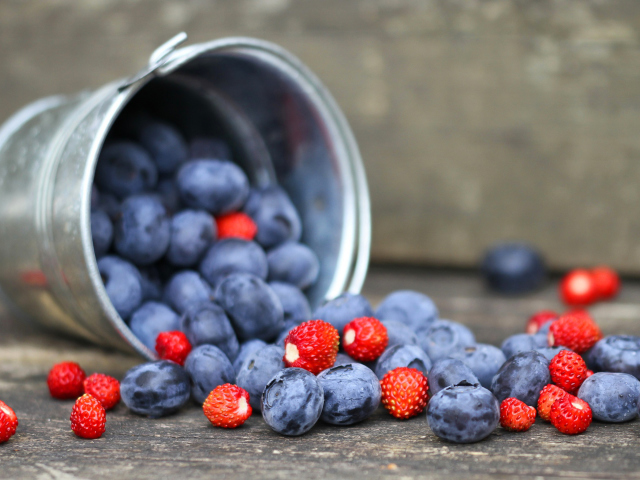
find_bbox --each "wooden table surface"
[2,267,640,480]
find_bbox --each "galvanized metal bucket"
[0,34,370,359]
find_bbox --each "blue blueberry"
[374,344,432,380]
[375,290,439,334]
[536,346,572,361]
[199,239,268,289]
[585,335,640,379]
[274,320,300,348]
[266,242,320,290]
[120,360,190,417]
[129,301,181,351]
[184,344,235,404]
[189,138,231,160]
[163,270,213,315]
[334,353,356,366]
[262,368,324,436]
[216,273,284,342]
[490,351,550,406]
[91,209,113,258]
[382,320,419,347]
[244,186,302,249]
[236,345,285,410]
[114,195,170,266]
[501,333,548,360]
[317,363,381,425]
[96,192,121,221]
[481,242,546,295]
[177,159,249,215]
[419,320,475,362]
[166,210,216,267]
[233,339,268,376]
[98,255,143,320]
[96,142,158,199]
[577,372,640,423]
[91,184,100,211]
[180,301,239,361]
[427,383,500,444]
[155,178,182,214]
[269,282,311,324]
[138,265,163,302]
[538,319,556,335]
[448,344,506,389]
[428,359,480,396]
[138,121,188,175]
[312,293,374,333]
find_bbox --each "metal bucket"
[0,34,371,359]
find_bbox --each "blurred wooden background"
[2,0,640,272]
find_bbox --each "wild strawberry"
[591,266,620,300]
[343,317,388,362]
[560,269,598,307]
[549,350,588,394]
[380,367,429,419]
[500,397,536,432]
[549,394,592,435]
[156,331,192,366]
[83,374,120,410]
[526,310,558,334]
[215,212,257,240]
[47,361,86,400]
[586,369,594,378]
[537,384,568,422]
[548,311,603,354]
[70,394,106,439]
[284,320,339,374]
[203,384,252,428]
[0,400,18,443]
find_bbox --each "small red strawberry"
[47,361,86,400]
[283,320,339,374]
[156,331,192,366]
[549,350,588,394]
[83,374,120,410]
[216,212,257,240]
[549,394,592,435]
[500,397,536,432]
[526,310,558,334]
[548,311,603,354]
[591,266,620,300]
[0,400,18,443]
[537,384,568,422]
[380,367,429,419]
[560,269,598,307]
[586,369,594,378]
[70,394,106,439]
[343,317,388,362]
[203,384,252,428]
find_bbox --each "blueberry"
[426,383,499,444]
[585,335,640,379]
[98,255,143,320]
[156,178,182,214]
[418,320,475,362]
[166,210,216,267]
[138,265,163,302]
[163,270,213,315]
[481,242,546,295]
[536,346,572,361]
[374,344,432,380]
[120,360,190,417]
[501,333,548,360]
[577,372,640,423]
[382,320,419,348]
[236,345,285,410]
[129,301,181,351]
[428,359,479,396]
[91,209,113,258]
[448,344,506,389]
[334,353,356,366]
[199,239,268,289]
[189,138,231,160]
[138,121,188,175]
[233,339,268,376]
[317,363,381,425]
[177,159,249,215]
[269,282,311,324]
[375,290,439,334]
[538,320,556,335]
[96,141,158,199]
[91,184,100,211]
[266,242,320,290]
[312,293,374,333]
[244,186,302,249]
[262,368,324,436]
[184,344,235,404]
[490,351,550,406]
[114,195,170,266]
[180,301,239,361]
[274,320,300,348]
[216,273,284,342]
[96,192,121,221]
